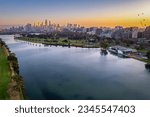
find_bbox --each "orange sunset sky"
[0,0,150,28]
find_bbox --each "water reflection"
[1,35,150,100]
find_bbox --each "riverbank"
[16,36,150,64]
[16,37,100,48]
[0,45,11,99]
[129,54,150,64]
[0,38,25,100]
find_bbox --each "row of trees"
[24,31,101,42]
[8,53,19,74]
[21,32,150,60]
[147,51,150,60]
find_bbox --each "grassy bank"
[16,37,150,64]
[0,39,25,100]
[16,37,100,48]
[128,54,150,63]
[0,47,11,99]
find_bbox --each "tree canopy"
[146,51,150,60]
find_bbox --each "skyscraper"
[38,22,40,26]
[33,22,36,27]
[45,19,48,26]
[49,20,51,26]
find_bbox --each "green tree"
[146,51,150,60]
[100,41,109,49]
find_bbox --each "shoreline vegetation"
[16,37,100,48]
[0,38,25,100]
[16,36,150,64]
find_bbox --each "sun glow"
[0,0,150,27]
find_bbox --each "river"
[1,35,150,100]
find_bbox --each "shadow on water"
[1,35,150,100]
[85,96,95,100]
[145,64,150,71]
[41,88,65,100]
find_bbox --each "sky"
[0,0,150,27]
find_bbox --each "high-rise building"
[49,20,51,26]
[33,22,36,27]
[38,22,40,26]
[25,23,32,32]
[144,26,150,39]
[40,22,44,27]
[45,19,48,26]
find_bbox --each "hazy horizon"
[0,0,150,27]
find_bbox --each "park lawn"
[0,47,11,99]
[17,37,93,47]
[138,49,148,53]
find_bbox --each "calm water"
[1,35,150,100]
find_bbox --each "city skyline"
[0,0,150,28]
